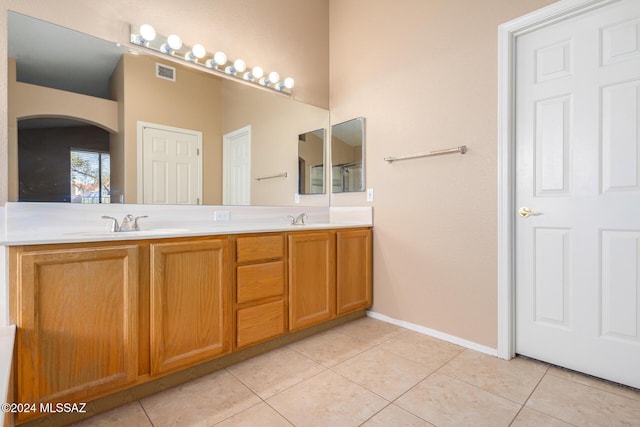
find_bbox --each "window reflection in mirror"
[298,129,325,195]
[331,117,365,193]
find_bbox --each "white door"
[515,0,640,388]
[223,126,251,205]
[141,125,202,204]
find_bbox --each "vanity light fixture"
[129,24,295,94]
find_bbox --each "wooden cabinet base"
[11,245,140,424]
[12,311,366,427]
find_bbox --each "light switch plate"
[366,188,374,202]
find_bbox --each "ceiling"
[8,12,125,100]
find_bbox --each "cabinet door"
[337,229,373,314]
[14,245,139,420]
[288,232,335,331]
[150,238,231,375]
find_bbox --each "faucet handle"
[133,215,148,231]
[101,215,119,232]
[287,215,296,225]
[296,213,307,225]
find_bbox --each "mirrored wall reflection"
[298,129,325,195]
[331,117,365,193]
[7,12,329,207]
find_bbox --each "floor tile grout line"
[506,364,551,427]
[223,363,328,406]
[137,398,155,427]
[544,365,640,402]
[261,397,298,426]
[357,401,394,427]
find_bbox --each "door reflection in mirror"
[331,117,365,193]
[298,128,325,195]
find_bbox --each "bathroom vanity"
[4,205,372,424]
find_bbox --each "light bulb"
[192,44,206,58]
[244,66,264,81]
[205,51,227,68]
[276,77,295,91]
[167,34,183,50]
[132,24,156,45]
[214,51,227,65]
[259,71,280,86]
[185,44,206,62]
[234,59,247,73]
[225,58,246,75]
[139,24,156,42]
[160,34,182,53]
[268,71,280,83]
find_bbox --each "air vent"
[155,63,176,82]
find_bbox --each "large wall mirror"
[331,117,365,193]
[7,12,329,206]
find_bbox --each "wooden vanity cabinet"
[288,228,373,331]
[336,229,373,314]
[234,234,286,348]
[287,231,336,331]
[10,244,140,422]
[8,227,371,423]
[149,238,231,375]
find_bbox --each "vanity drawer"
[237,261,284,304]
[236,234,284,263]
[236,300,286,348]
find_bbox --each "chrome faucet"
[102,214,148,232]
[288,213,307,225]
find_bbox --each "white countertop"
[2,222,371,246]
[0,204,373,246]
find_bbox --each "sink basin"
[64,228,189,238]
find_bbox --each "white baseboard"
[366,311,498,357]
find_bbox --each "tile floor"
[71,317,640,427]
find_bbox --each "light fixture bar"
[130,24,295,95]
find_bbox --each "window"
[70,150,110,203]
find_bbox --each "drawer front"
[236,300,286,348]
[237,261,284,304]
[236,234,284,263]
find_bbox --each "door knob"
[518,207,542,218]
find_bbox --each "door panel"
[142,126,201,204]
[223,126,251,205]
[515,0,640,388]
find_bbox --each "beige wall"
[330,0,557,348]
[221,82,329,206]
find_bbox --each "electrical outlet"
[295,193,300,204]
[366,188,374,202]
[214,211,230,221]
